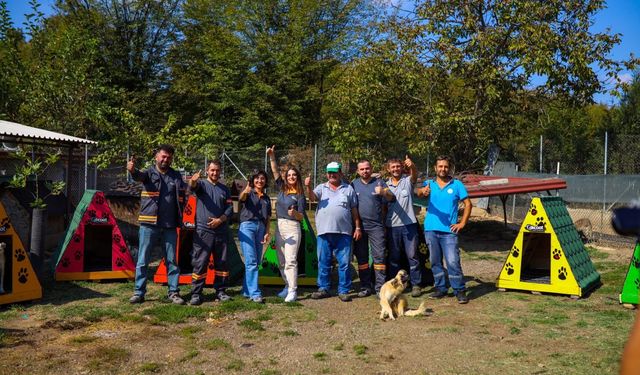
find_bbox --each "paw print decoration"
[529,203,538,216]
[552,249,562,261]
[18,268,28,284]
[558,266,567,281]
[505,262,515,276]
[14,248,26,262]
[511,246,520,258]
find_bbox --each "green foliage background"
[0,0,639,172]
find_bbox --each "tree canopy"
[0,0,637,172]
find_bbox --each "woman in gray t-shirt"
[267,145,306,302]
[238,170,271,303]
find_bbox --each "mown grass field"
[0,219,637,374]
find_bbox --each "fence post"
[601,131,609,239]
[539,135,543,173]
[313,144,318,187]
[264,146,268,173]
[84,144,88,191]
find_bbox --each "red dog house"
[52,190,135,280]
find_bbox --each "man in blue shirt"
[305,162,362,302]
[419,155,472,304]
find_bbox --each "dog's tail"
[404,300,428,317]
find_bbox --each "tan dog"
[379,269,428,320]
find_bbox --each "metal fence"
[78,138,640,247]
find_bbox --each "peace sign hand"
[266,145,276,158]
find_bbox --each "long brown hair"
[281,166,304,194]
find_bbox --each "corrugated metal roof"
[0,120,97,145]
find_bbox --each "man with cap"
[305,162,362,302]
[351,159,395,297]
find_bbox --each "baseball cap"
[326,162,342,173]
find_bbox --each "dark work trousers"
[387,223,422,287]
[353,223,387,293]
[191,228,228,296]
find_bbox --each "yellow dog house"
[496,197,600,297]
[0,201,42,305]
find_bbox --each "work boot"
[311,289,330,299]
[168,292,185,305]
[129,294,145,304]
[411,286,422,298]
[456,291,469,304]
[428,290,447,299]
[189,294,203,306]
[216,290,232,302]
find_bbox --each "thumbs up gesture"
[190,169,202,183]
[404,154,414,169]
[127,155,136,173]
[374,179,384,195]
[242,181,253,194]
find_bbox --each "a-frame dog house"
[0,201,42,305]
[620,241,640,307]
[154,195,244,286]
[53,190,135,281]
[259,213,318,286]
[497,196,600,297]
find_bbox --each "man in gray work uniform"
[351,159,395,297]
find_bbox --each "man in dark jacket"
[187,160,234,305]
[128,144,187,304]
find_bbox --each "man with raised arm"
[187,160,234,305]
[385,155,423,297]
[127,144,187,305]
[351,159,395,297]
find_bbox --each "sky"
[6,0,640,105]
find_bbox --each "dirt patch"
[0,217,636,374]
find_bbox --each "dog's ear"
[390,278,399,288]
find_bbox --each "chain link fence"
[488,133,640,246]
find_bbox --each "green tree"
[168,0,374,155]
[328,0,636,168]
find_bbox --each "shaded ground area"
[0,217,636,374]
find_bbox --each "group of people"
[126,144,472,306]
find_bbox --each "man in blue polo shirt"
[420,155,472,304]
[305,162,362,302]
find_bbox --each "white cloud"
[618,72,633,84]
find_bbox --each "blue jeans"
[317,233,352,295]
[388,224,422,287]
[134,225,179,297]
[424,230,465,293]
[239,220,266,298]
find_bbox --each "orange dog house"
[0,201,42,305]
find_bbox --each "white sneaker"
[277,287,289,299]
[284,291,297,303]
